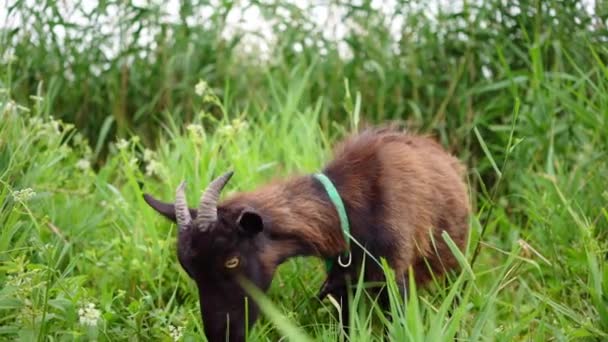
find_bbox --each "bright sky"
[1,0,599,61]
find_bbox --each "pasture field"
[1,1,607,341]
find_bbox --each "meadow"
[1,0,607,341]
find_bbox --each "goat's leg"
[317,270,351,338]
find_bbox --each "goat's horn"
[195,170,234,230]
[175,181,192,230]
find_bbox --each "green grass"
[1,0,607,341]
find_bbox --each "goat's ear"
[237,208,264,236]
[143,194,177,222]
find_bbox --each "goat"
[143,125,470,342]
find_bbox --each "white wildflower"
[3,100,17,115]
[481,65,493,79]
[231,118,248,132]
[508,4,521,16]
[12,188,36,202]
[143,148,155,162]
[78,302,101,327]
[145,160,165,177]
[216,124,235,137]
[168,324,184,341]
[276,6,290,19]
[2,51,16,64]
[195,79,208,96]
[203,93,220,105]
[218,118,248,138]
[116,138,129,150]
[194,78,219,103]
[76,159,91,171]
[186,123,205,142]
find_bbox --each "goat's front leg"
[317,269,351,337]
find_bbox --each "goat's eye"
[224,256,240,269]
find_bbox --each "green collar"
[313,173,351,273]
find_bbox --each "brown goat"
[143,125,470,342]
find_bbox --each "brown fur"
[220,125,470,286]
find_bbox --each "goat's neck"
[250,175,349,267]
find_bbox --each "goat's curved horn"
[195,170,234,230]
[174,181,192,230]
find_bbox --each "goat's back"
[324,127,470,284]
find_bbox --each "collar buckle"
[337,252,352,268]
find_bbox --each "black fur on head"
[143,172,272,342]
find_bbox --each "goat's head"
[143,171,271,342]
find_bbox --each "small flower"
[194,79,219,104]
[202,92,220,105]
[145,160,165,177]
[143,148,155,162]
[217,118,248,138]
[186,123,205,142]
[3,100,17,115]
[481,65,493,79]
[292,42,303,53]
[76,159,91,171]
[116,139,129,151]
[168,324,184,341]
[216,124,235,137]
[12,188,36,202]
[230,118,248,133]
[78,302,101,327]
[195,79,208,96]
[2,51,16,64]
[276,6,290,19]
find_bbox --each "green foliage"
[1,0,607,340]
